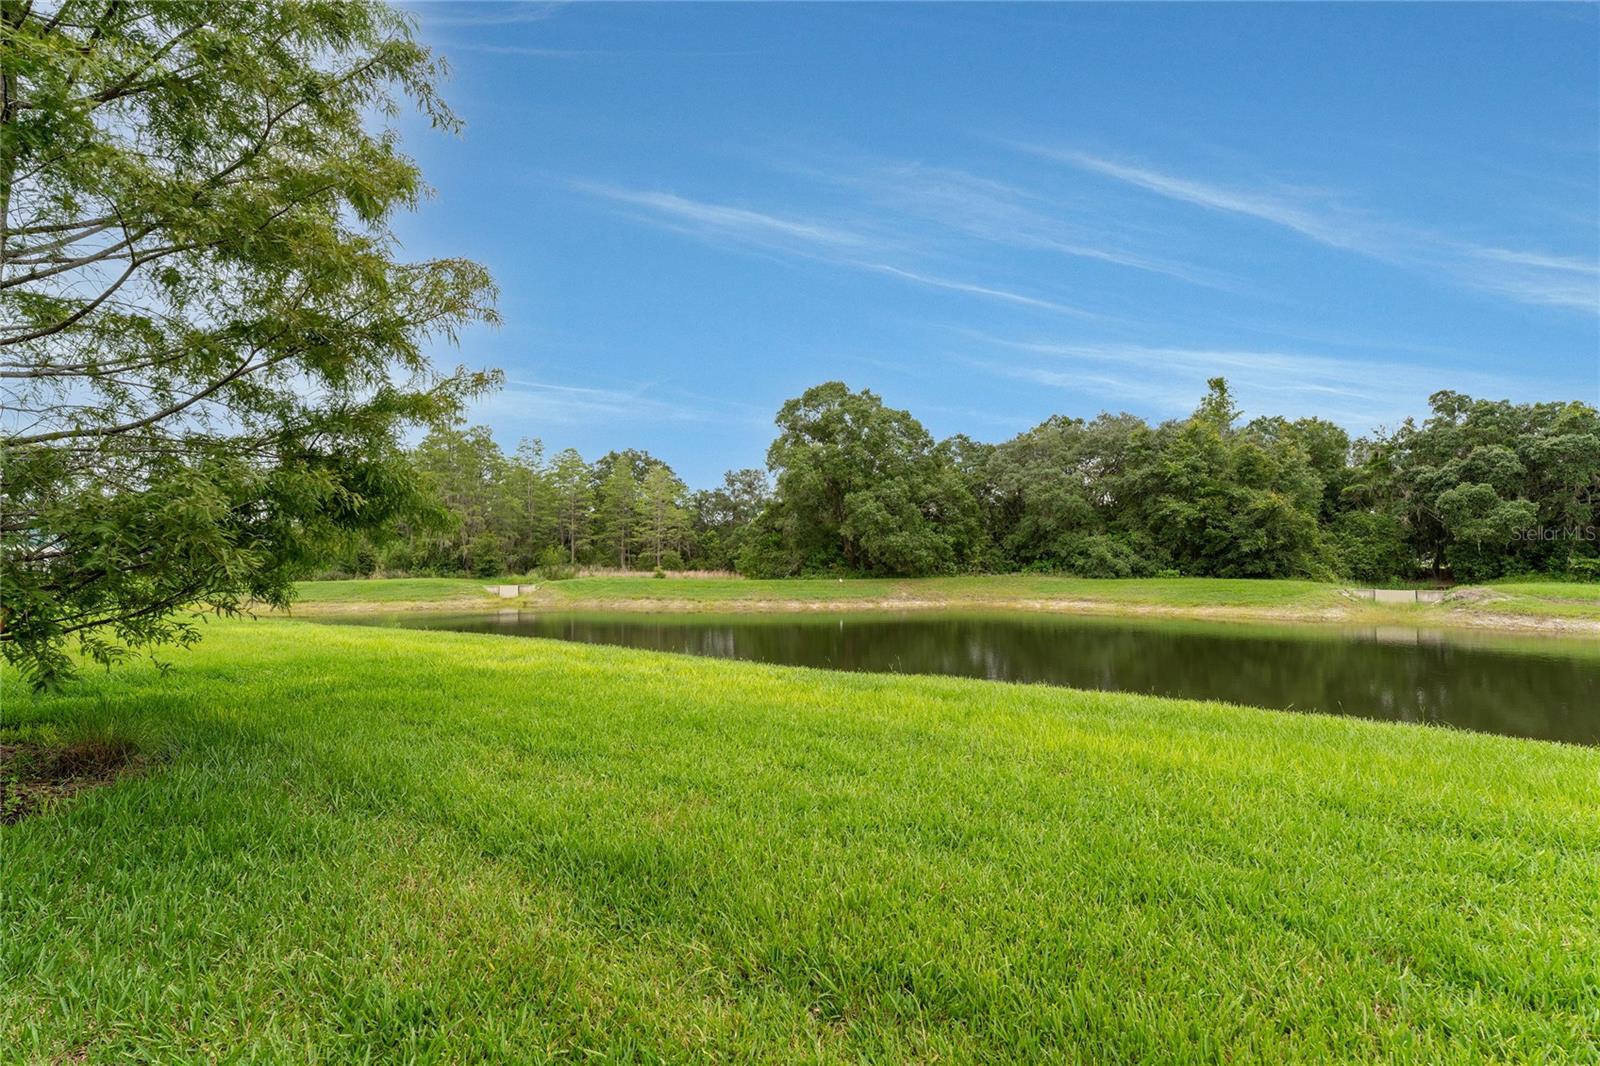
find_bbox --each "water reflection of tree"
[398,614,1598,745]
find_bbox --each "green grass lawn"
[1478,581,1600,621]
[4,620,1597,1061]
[547,574,1346,607]
[293,574,1352,611]
[289,575,504,604]
[288,573,1600,631]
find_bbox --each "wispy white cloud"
[486,378,705,426]
[861,263,1101,319]
[964,333,1525,428]
[483,377,772,430]
[1458,244,1600,310]
[1036,149,1374,252]
[572,183,871,249]
[436,42,619,59]
[1020,146,1599,314]
[1471,247,1600,275]
[569,181,1108,319]
[402,2,564,27]
[788,156,1232,288]
[436,42,762,60]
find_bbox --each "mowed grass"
[1481,581,1600,621]
[291,574,1600,631]
[295,575,1350,611]
[4,621,1597,1061]
[541,574,1347,608]
[289,575,501,604]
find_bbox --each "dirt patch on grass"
[1436,610,1600,635]
[1443,587,1507,606]
[1,738,145,824]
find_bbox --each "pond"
[324,610,1600,745]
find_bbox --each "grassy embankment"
[4,618,1597,1061]
[288,574,1600,632]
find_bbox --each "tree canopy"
[741,382,981,577]
[1124,380,1328,579]
[1,1,498,685]
[1351,392,1600,580]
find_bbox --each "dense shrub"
[1568,556,1600,582]
[536,545,576,581]
[468,533,505,578]
[1331,511,1413,584]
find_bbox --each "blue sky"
[393,1,1599,487]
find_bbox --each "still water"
[328,610,1599,745]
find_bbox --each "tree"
[715,468,771,529]
[1249,415,1351,522]
[467,530,505,579]
[409,425,511,572]
[1329,510,1412,584]
[365,427,560,576]
[1194,376,1242,429]
[503,439,557,572]
[548,448,592,564]
[752,382,980,576]
[689,467,769,569]
[1351,392,1600,579]
[636,465,688,569]
[595,462,641,569]
[1435,483,1537,580]
[1125,379,1328,578]
[978,414,1152,576]
[1,1,498,686]
[589,448,668,487]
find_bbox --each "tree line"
[333,379,1600,585]
[344,428,769,578]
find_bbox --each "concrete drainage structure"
[1345,588,1447,604]
[485,584,537,598]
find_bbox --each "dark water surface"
[325,610,1600,745]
